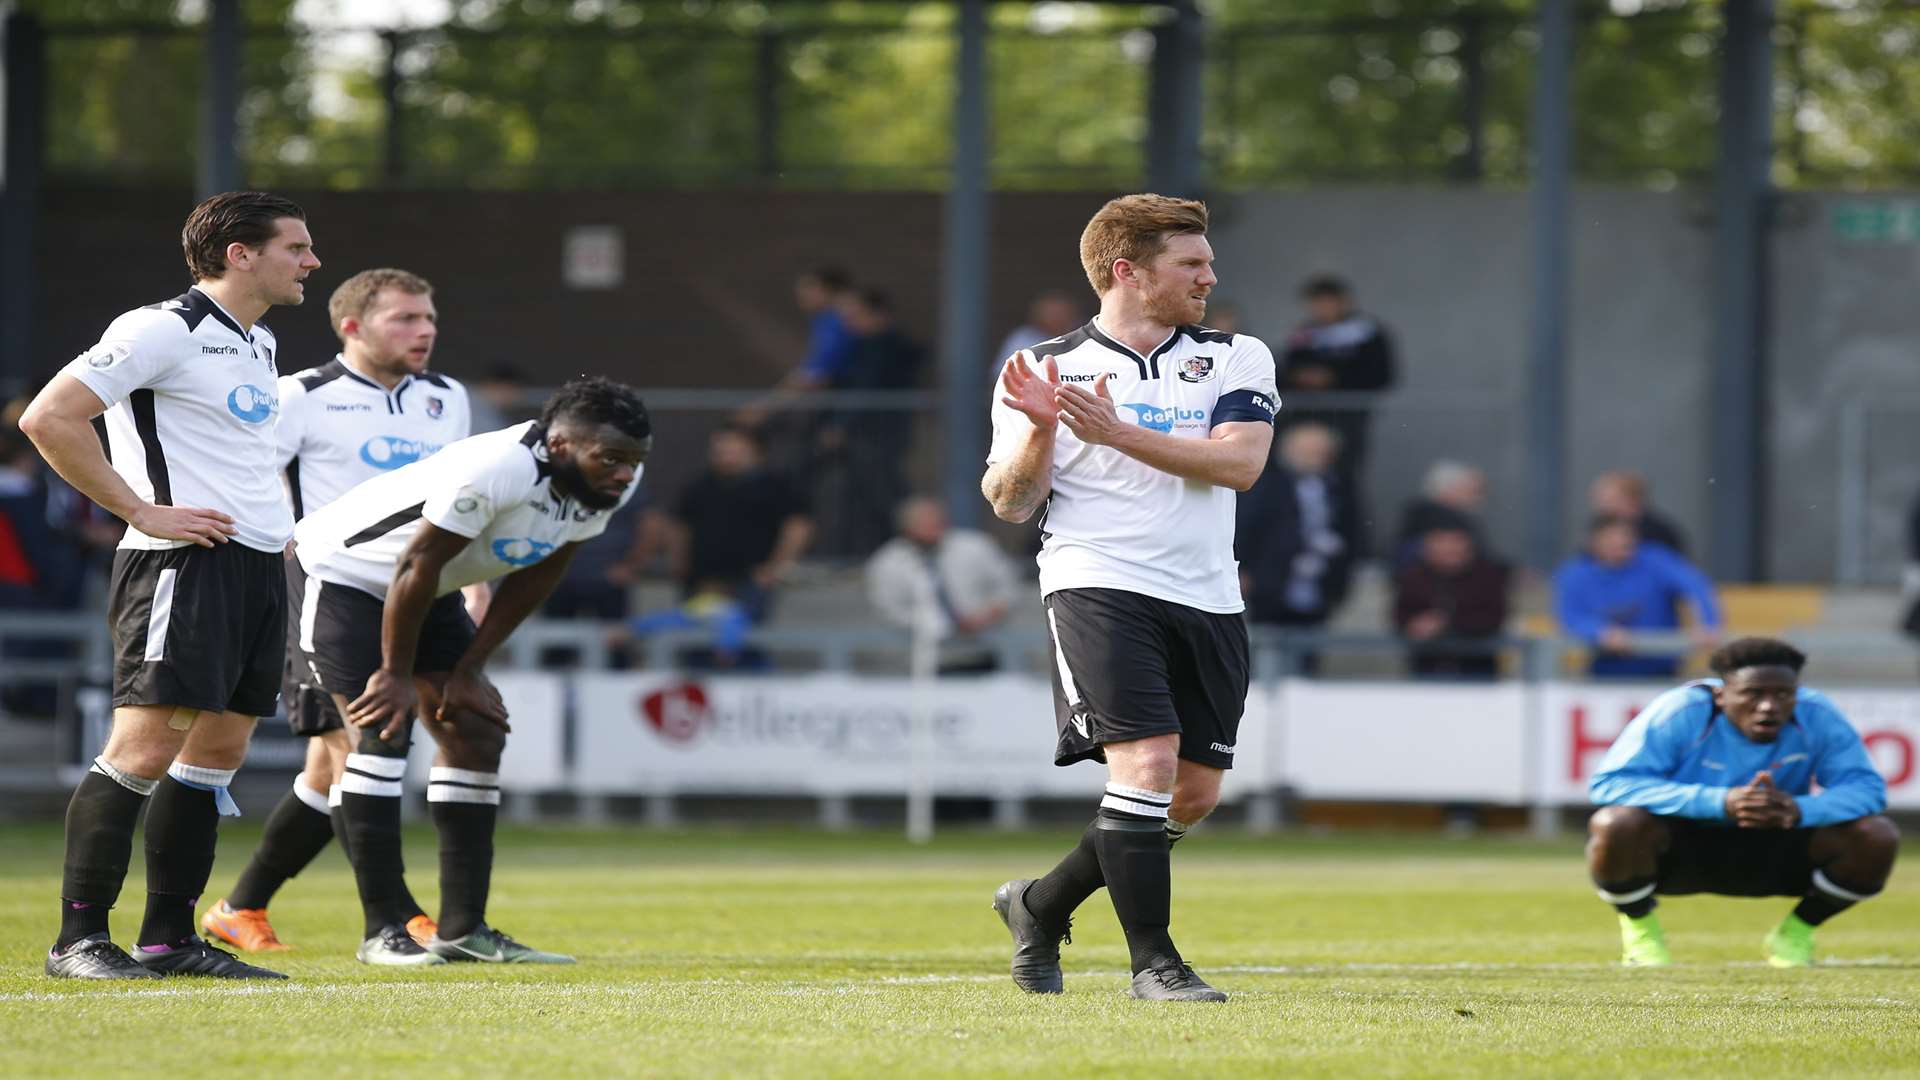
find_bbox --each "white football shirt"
[295,421,639,599]
[63,287,294,553]
[276,355,473,517]
[987,321,1279,613]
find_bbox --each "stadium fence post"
[905,598,939,844]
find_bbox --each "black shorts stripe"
[129,388,170,505]
[344,501,425,547]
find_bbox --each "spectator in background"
[1280,274,1395,490]
[994,289,1083,368]
[1588,470,1689,557]
[539,485,663,668]
[738,266,859,430]
[640,425,813,668]
[821,288,924,557]
[0,403,111,715]
[1235,423,1362,662]
[1204,301,1244,335]
[1555,515,1721,679]
[1395,460,1490,565]
[468,363,531,435]
[1393,525,1510,679]
[865,496,1018,674]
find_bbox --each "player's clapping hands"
[1725,770,1800,829]
[1057,373,1128,446]
[1000,352,1061,430]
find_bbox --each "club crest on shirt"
[426,395,445,419]
[1176,355,1215,383]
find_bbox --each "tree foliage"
[15,0,1920,191]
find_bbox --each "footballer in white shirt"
[22,191,321,981]
[984,194,1278,1005]
[202,268,478,961]
[289,376,648,966]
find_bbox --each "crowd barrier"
[412,673,1917,826]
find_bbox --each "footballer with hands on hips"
[22,191,320,980]
[983,193,1278,1002]
[290,376,649,965]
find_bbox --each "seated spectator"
[0,406,106,716]
[1235,423,1362,653]
[820,288,925,558]
[538,485,663,669]
[994,289,1083,369]
[864,496,1018,674]
[1395,460,1489,565]
[1555,516,1721,679]
[1589,470,1689,557]
[637,425,813,668]
[1392,525,1511,679]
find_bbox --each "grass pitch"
[0,823,1915,1078]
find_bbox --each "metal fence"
[24,4,1920,191]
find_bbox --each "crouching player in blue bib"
[1586,637,1897,967]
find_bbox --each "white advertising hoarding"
[1276,680,1531,803]
[405,672,566,792]
[572,673,1099,797]
[1536,683,1920,810]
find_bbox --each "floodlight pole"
[198,0,241,197]
[0,13,45,398]
[939,0,990,529]
[1707,0,1775,582]
[1524,0,1573,573]
[1147,0,1205,197]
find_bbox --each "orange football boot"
[405,914,439,949]
[201,899,291,952]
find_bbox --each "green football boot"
[1764,914,1816,968]
[427,923,575,964]
[1618,912,1672,967]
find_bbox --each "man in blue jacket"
[1587,638,1898,967]
[1555,515,1721,677]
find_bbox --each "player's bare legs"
[1767,814,1903,966]
[1585,805,1673,966]
[1168,759,1225,846]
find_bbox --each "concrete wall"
[26,186,1915,581]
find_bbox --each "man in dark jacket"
[1235,423,1362,649]
[1393,525,1510,678]
[1279,275,1395,490]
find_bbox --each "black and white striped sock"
[339,753,410,939]
[1093,784,1180,974]
[429,768,500,941]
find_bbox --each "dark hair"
[803,266,853,292]
[855,288,893,314]
[1709,637,1807,677]
[181,191,307,281]
[1300,274,1350,300]
[540,376,650,441]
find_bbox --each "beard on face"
[1143,278,1205,326]
[548,450,623,510]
